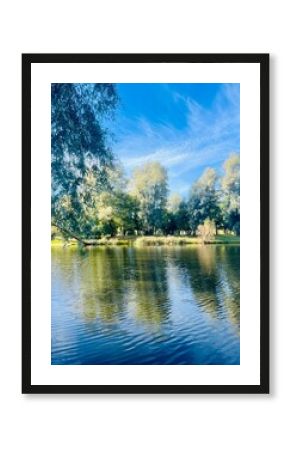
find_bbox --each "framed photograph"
[22,53,269,394]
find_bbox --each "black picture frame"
[22,53,269,394]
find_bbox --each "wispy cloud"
[114,84,240,195]
[122,148,190,170]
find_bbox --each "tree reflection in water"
[51,244,240,364]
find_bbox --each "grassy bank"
[51,237,131,247]
[51,235,239,247]
[134,235,239,246]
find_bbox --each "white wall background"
[0,1,285,449]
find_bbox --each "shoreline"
[51,235,240,247]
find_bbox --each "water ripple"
[51,245,240,365]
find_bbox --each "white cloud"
[121,148,190,169]
[114,84,240,193]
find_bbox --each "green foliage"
[175,201,190,232]
[51,83,118,238]
[222,153,240,193]
[187,168,221,234]
[220,153,240,234]
[164,199,190,235]
[110,191,141,235]
[196,219,216,243]
[167,193,182,214]
[130,162,168,234]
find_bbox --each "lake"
[51,245,240,365]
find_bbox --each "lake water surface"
[52,245,240,365]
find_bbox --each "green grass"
[51,235,240,247]
[51,238,66,246]
[51,237,131,247]
[134,236,200,246]
[134,235,240,246]
[51,238,78,247]
[213,235,240,244]
[91,237,131,246]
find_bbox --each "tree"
[196,219,216,244]
[130,162,168,234]
[111,192,141,236]
[175,201,190,233]
[165,195,190,235]
[165,193,181,235]
[167,193,182,214]
[220,153,240,234]
[51,83,118,238]
[187,168,221,234]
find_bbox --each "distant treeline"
[51,83,239,240]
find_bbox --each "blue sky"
[112,83,240,197]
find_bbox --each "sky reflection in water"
[51,245,240,365]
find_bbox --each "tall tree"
[175,201,190,233]
[130,162,168,234]
[111,192,141,236]
[167,193,182,214]
[165,194,189,235]
[220,153,240,234]
[51,83,118,238]
[187,167,221,234]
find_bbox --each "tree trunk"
[51,222,86,245]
